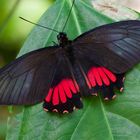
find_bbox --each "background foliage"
[0,0,140,140]
[0,1,54,140]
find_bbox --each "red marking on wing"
[87,67,103,86]
[87,70,96,87]
[59,84,66,103]
[87,66,116,87]
[98,67,110,86]
[45,88,53,102]
[101,67,116,82]
[45,79,79,105]
[53,87,59,105]
[61,80,72,98]
[92,68,103,86]
[68,80,77,94]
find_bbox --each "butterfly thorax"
[57,32,71,47]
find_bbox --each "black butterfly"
[0,19,140,113]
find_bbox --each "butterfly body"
[57,32,71,47]
[0,20,140,113]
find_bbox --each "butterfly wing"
[43,55,83,113]
[72,20,140,73]
[0,46,60,105]
[73,54,125,100]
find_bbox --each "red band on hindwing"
[59,84,66,103]
[45,88,53,102]
[97,67,110,86]
[101,67,116,82]
[87,70,96,87]
[53,87,59,105]
[45,79,79,106]
[68,80,77,93]
[87,66,117,87]
[92,68,103,86]
[61,80,72,98]
[86,66,125,100]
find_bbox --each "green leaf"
[6,0,140,140]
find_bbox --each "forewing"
[72,20,140,73]
[0,46,60,105]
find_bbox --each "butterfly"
[0,19,140,113]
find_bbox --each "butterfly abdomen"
[64,45,76,65]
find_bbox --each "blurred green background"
[0,0,55,140]
[0,0,140,140]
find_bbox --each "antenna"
[19,17,60,33]
[62,0,76,32]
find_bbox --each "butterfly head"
[57,32,69,47]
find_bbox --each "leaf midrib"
[100,98,114,140]
[43,0,66,47]
[67,0,114,139]
[16,108,27,140]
